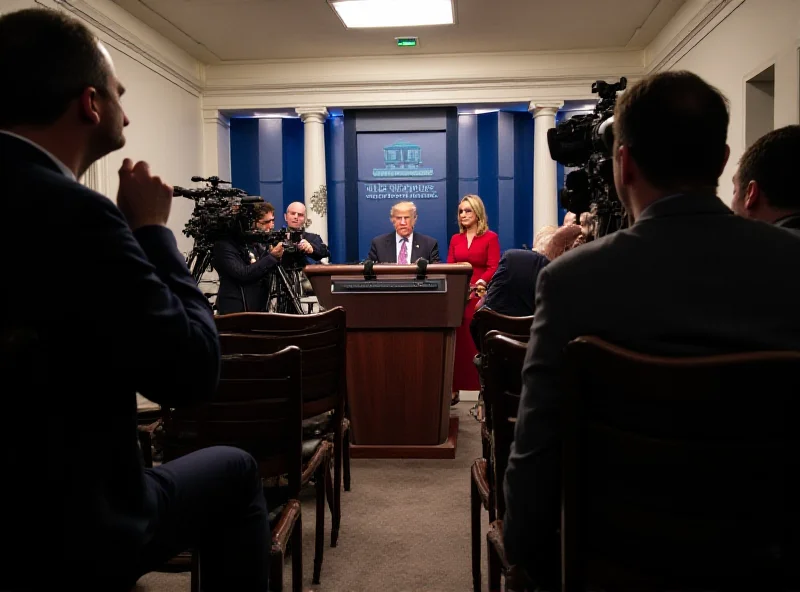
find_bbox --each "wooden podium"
[305,263,471,459]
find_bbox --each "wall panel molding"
[55,0,204,95]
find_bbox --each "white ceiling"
[110,0,687,63]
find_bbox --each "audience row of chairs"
[470,310,800,591]
[139,307,351,592]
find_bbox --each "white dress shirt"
[0,130,76,181]
[396,232,413,264]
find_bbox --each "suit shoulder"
[416,232,437,243]
[18,168,122,221]
[504,248,548,264]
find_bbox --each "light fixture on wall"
[328,0,455,29]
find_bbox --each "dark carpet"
[136,402,488,591]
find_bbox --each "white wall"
[105,43,203,255]
[667,0,800,204]
[2,0,204,255]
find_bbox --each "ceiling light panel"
[329,0,454,29]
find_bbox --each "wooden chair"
[471,329,530,592]
[160,348,306,592]
[561,337,800,591]
[215,308,348,548]
[472,309,534,458]
[481,334,528,592]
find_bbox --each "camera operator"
[281,201,330,268]
[213,202,284,314]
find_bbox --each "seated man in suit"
[0,9,269,590]
[281,200,330,269]
[367,201,441,263]
[503,71,800,590]
[732,124,800,234]
[470,248,549,351]
[213,201,284,314]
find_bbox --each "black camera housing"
[546,77,628,238]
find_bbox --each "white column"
[296,107,329,245]
[529,100,564,236]
[202,108,231,180]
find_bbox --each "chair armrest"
[302,440,332,484]
[271,499,301,555]
[487,520,511,570]
[471,458,491,507]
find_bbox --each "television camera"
[177,176,306,314]
[546,77,628,238]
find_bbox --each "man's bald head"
[285,201,307,230]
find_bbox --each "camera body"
[547,77,628,238]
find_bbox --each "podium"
[305,263,471,459]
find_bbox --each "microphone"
[415,258,428,280]
[363,259,377,281]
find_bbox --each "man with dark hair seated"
[732,124,800,234]
[503,71,800,590]
[0,8,269,591]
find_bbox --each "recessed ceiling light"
[328,0,454,29]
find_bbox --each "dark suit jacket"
[281,230,329,269]
[470,249,549,350]
[776,213,800,235]
[213,238,278,314]
[366,231,440,263]
[503,193,800,584]
[0,132,220,586]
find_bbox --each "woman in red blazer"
[447,194,500,404]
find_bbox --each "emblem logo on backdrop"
[372,141,434,177]
[366,140,438,200]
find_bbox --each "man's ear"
[618,144,634,186]
[744,180,761,211]
[78,87,101,125]
[720,144,731,174]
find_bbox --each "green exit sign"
[396,37,418,47]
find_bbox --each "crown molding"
[645,0,747,72]
[202,108,230,128]
[55,0,204,96]
[202,48,643,110]
[45,0,742,109]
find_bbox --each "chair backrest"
[473,308,534,354]
[561,336,800,589]
[215,307,346,419]
[481,329,529,436]
[161,347,303,496]
[483,333,528,519]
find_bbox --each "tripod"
[266,262,305,314]
[187,247,213,284]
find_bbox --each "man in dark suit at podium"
[367,201,441,263]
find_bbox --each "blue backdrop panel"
[514,113,534,249]
[496,112,516,252]
[257,119,283,210]
[230,118,260,197]
[325,116,347,262]
[458,114,480,223]
[477,112,499,246]
[356,131,448,261]
[281,117,304,223]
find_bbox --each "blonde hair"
[533,225,557,254]
[543,224,583,261]
[390,201,417,219]
[458,194,489,235]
